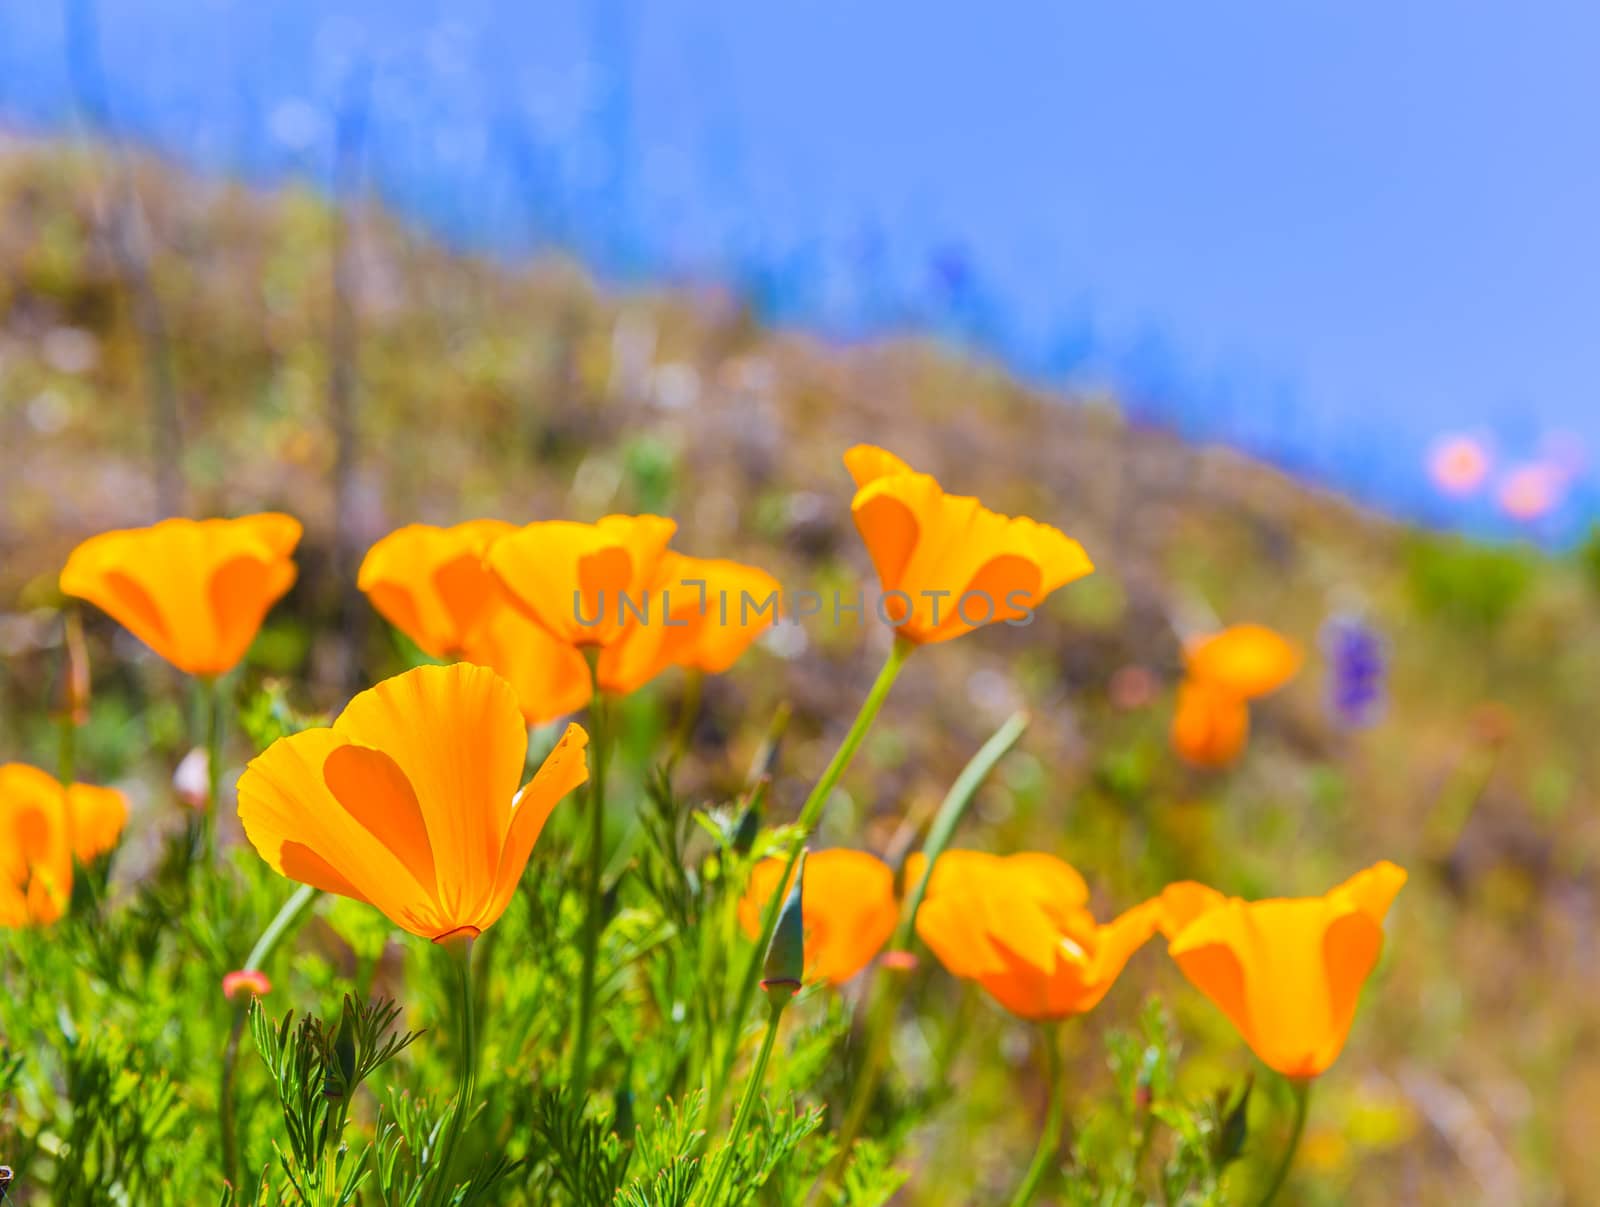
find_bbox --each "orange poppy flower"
[359,521,591,724]
[1170,680,1252,767]
[237,663,588,941]
[913,849,1158,1020]
[61,514,302,676]
[0,764,129,927]
[1171,624,1301,768]
[67,782,131,863]
[1183,625,1302,698]
[843,445,1093,645]
[359,521,519,657]
[486,515,677,648]
[903,849,1090,910]
[597,552,780,695]
[738,849,898,985]
[1155,862,1407,1078]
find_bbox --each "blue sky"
[3,0,1597,532]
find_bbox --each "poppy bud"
[732,778,767,856]
[760,851,806,1007]
[222,969,272,1001]
[324,998,358,1101]
[52,609,91,726]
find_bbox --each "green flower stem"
[192,674,225,866]
[571,687,611,1102]
[700,996,786,1207]
[707,635,911,1122]
[827,710,1029,1181]
[1008,1023,1067,1207]
[1256,1078,1312,1207]
[429,935,479,1207]
[220,882,321,1189]
[665,668,703,775]
[57,710,77,788]
[244,884,321,971]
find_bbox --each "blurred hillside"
[3,138,1600,1204]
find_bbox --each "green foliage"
[1404,534,1535,632]
[1063,1000,1250,1207]
[248,996,422,1204]
[53,1029,189,1206]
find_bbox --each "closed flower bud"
[324,999,359,1101]
[221,969,272,1001]
[760,851,806,1006]
[732,778,767,856]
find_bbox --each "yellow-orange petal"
[922,889,1159,1021]
[0,763,74,926]
[237,726,448,937]
[1329,860,1408,926]
[849,469,1092,645]
[1166,863,1405,1078]
[596,552,780,695]
[843,444,916,489]
[739,849,898,985]
[61,514,302,676]
[1153,879,1229,940]
[66,783,129,863]
[476,722,589,931]
[487,514,677,648]
[358,520,517,657]
[459,602,593,724]
[332,663,528,923]
[1184,625,1302,700]
[905,849,1090,921]
[1170,679,1251,768]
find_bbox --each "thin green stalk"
[220,1008,249,1188]
[57,709,79,871]
[664,668,703,775]
[220,883,321,1188]
[245,884,321,971]
[1255,1079,1311,1207]
[571,689,611,1101]
[1008,1024,1067,1207]
[429,935,479,1207]
[192,674,225,866]
[57,712,77,788]
[828,710,1030,1180]
[700,998,786,1207]
[708,636,910,1121]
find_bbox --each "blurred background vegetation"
[4,140,1600,1204]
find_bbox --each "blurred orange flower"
[359,521,591,724]
[843,445,1093,645]
[1155,862,1407,1078]
[61,514,302,676]
[597,552,780,694]
[68,781,131,862]
[1171,624,1301,768]
[359,520,519,657]
[912,849,1158,1020]
[237,663,588,941]
[738,849,898,985]
[486,515,677,648]
[1,763,129,927]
